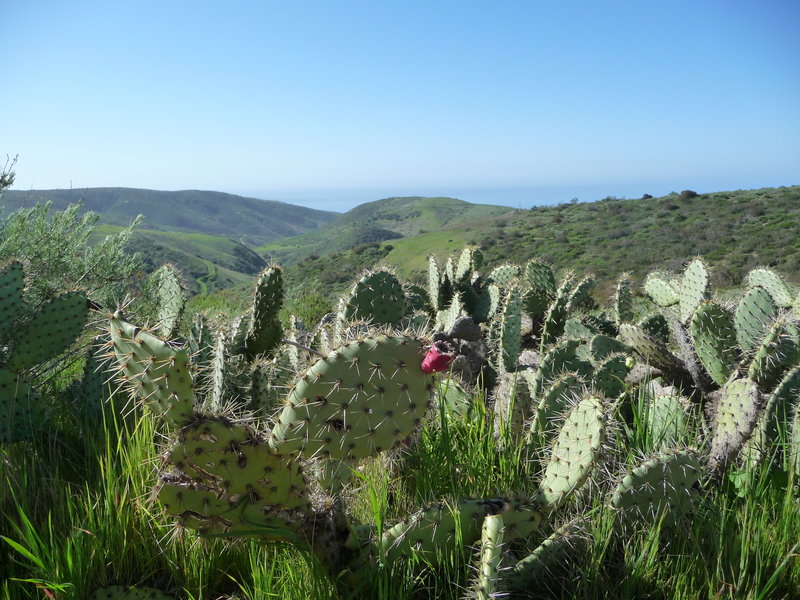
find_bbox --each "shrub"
[680,190,698,199]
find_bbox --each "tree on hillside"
[0,154,16,195]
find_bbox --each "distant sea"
[238,178,793,213]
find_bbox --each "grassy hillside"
[279,186,800,304]
[258,196,514,265]
[2,187,339,246]
[92,225,264,295]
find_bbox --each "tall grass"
[1,378,798,599]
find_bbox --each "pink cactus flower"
[421,340,456,373]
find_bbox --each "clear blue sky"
[4,1,799,211]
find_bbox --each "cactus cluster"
[96,253,800,596]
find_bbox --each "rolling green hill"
[278,186,800,305]
[2,187,339,247]
[258,196,515,264]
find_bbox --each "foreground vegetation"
[1,191,799,599]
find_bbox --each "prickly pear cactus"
[689,302,738,387]
[243,266,284,359]
[679,258,710,323]
[343,269,406,326]
[735,286,778,353]
[643,271,679,307]
[747,268,794,308]
[534,394,605,511]
[158,416,310,537]
[610,449,703,530]
[108,314,195,429]
[614,273,634,325]
[151,263,185,339]
[270,334,434,460]
[708,377,761,471]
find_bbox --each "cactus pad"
[108,316,195,428]
[643,272,679,307]
[343,270,406,326]
[271,335,432,460]
[735,286,777,353]
[535,395,605,510]
[0,367,38,442]
[0,260,24,341]
[7,291,89,371]
[747,268,794,308]
[679,258,710,323]
[709,377,761,470]
[610,450,703,530]
[689,302,738,386]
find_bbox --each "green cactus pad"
[496,283,523,373]
[435,294,465,334]
[563,317,594,340]
[689,302,738,387]
[566,275,595,312]
[524,259,556,296]
[488,264,521,288]
[473,514,505,600]
[618,324,686,377]
[614,274,634,325]
[454,247,477,284]
[343,270,406,326]
[535,395,605,511]
[152,264,185,339]
[644,394,689,449]
[592,353,629,399]
[643,272,679,307]
[709,377,761,470]
[529,339,592,401]
[8,291,89,371]
[0,367,39,442]
[244,266,284,358]
[0,260,24,341]
[271,335,432,460]
[588,334,630,365]
[638,313,670,344]
[160,417,310,537]
[509,520,586,589]
[735,286,777,353]
[743,366,800,466]
[372,498,541,563]
[747,320,799,390]
[108,316,195,428]
[88,586,174,600]
[427,255,441,312]
[540,278,573,350]
[747,268,794,308]
[527,372,584,448]
[609,450,703,530]
[679,258,710,323]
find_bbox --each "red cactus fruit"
[421,340,456,373]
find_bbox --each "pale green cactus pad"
[735,286,777,353]
[643,271,679,307]
[709,377,761,470]
[108,316,195,428]
[747,268,795,308]
[610,450,703,530]
[689,302,738,387]
[535,395,605,511]
[473,513,505,600]
[270,335,432,460]
[679,258,710,323]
